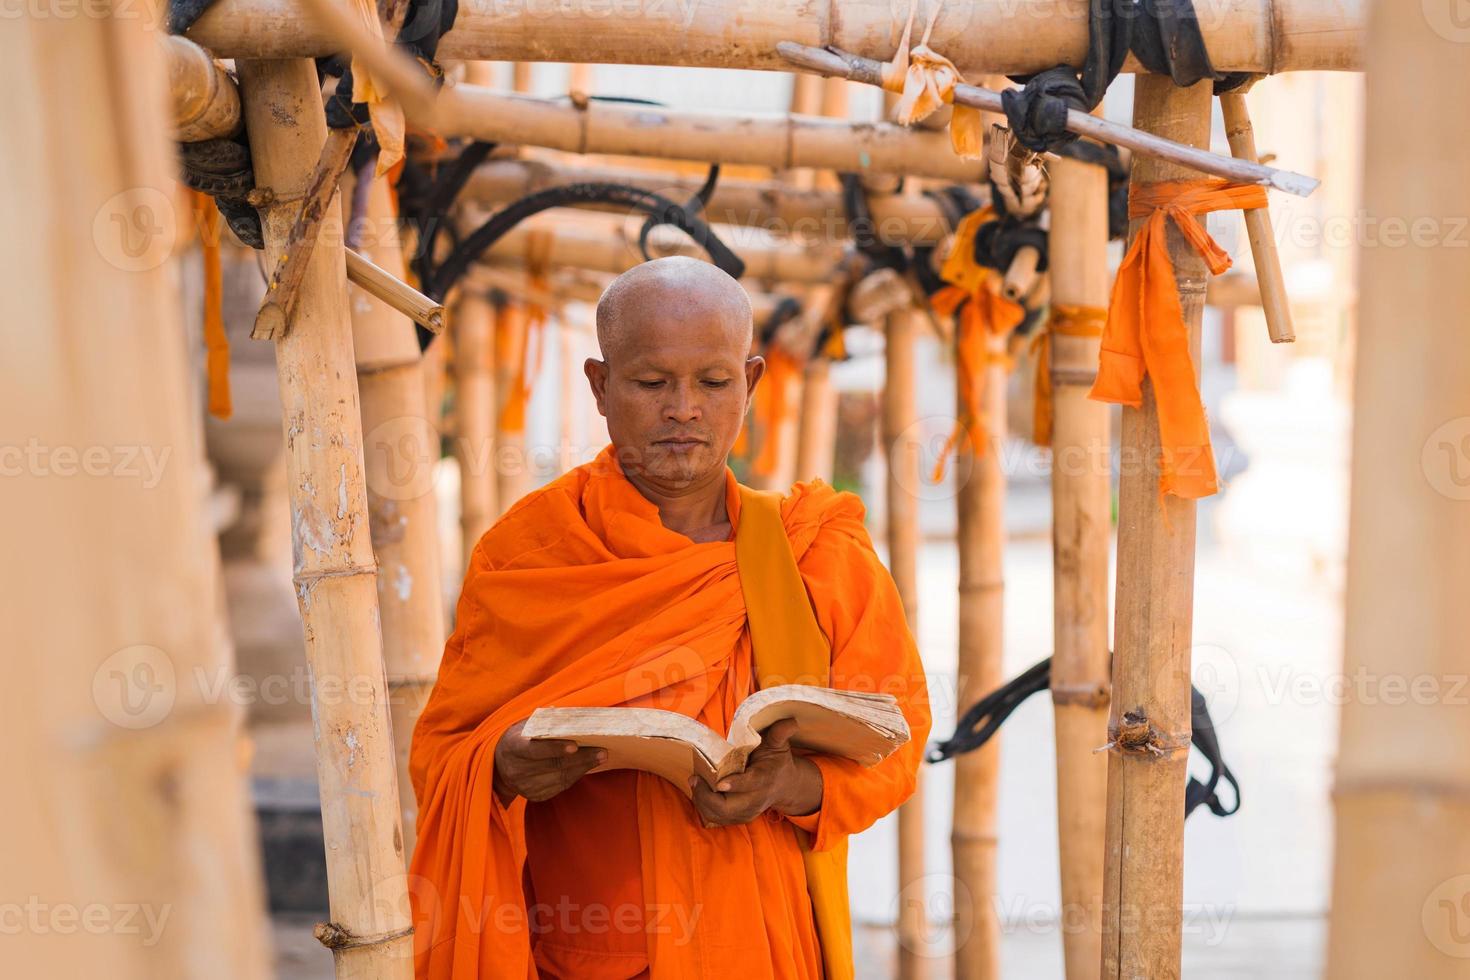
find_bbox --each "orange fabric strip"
[190,191,231,420]
[1032,304,1107,447]
[1089,178,1268,499]
[752,346,800,478]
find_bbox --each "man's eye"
[702,379,731,388]
[636,380,664,389]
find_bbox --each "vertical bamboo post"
[1324,4,1470,976]
[1218,88,1295,344]
[236,58,414,978]
[2,6,270,976]
[1100,75,1213,980]
[349,173,448,861]
[1046,149,1112,980]
[950,287,1007,980]
[796,355,838,482]
[884,308,927,979]
[494,298,533,512]
[453,291,497,568]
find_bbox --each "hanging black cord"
[929,655,1242,819]
[638,164,723,261]
[425,182,747,304]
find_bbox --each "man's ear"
[744,355,766,402]
[584,358,609,417]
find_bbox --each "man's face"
[586,302,762,491]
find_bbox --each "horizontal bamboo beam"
[346,247,444,334]
[166,34,240,141]
[446,88,985,182]
[187,0,1363,74]
[463,158,954,245]
[467,208,845,284]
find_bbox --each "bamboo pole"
[3,6,269,977]
[470,208,847,284]
[1100,75,1213,980]
[446,88,987,182]
[453,291,497,569]
[951,74,1010,980]
[1046,146,1112,980]
[236,58,414,977]
[1324,4,1470,976]
[347,173,448,863]
[167,33,241,140]
[190,0,1364,73]
[465,158,953,246]
[883,308,927,979]
[1218,86,1296,343]
[346,247,445,334]
[795,353,838,483]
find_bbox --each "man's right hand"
[492,720,606,805]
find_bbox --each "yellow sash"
[734,485,854,980]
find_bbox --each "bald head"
[595,256,752,364]
[584,257,764,493]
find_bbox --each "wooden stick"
[494,299,533,513]
[882,308,927,980]
[1324,6,1470,977]
[191,0,1364,74]
[452,292,498,572]
[777,43,1320,198]
[1001,244,1042,303]
[253,124,359,340]
[346,173,448,863]
[1101,76,1213,980]
[1047,129,1112,980]
[346,246,445,334]
[236,58,414,978]
[4,7,270,976]
[1218,86,1296,343]
[166,34,241,140]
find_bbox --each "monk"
[409,256,930,979]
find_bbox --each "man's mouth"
[655,437,706,447]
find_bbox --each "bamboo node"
[246,187,276,208]
[313,921,414,951]
[1051,682,1110,709]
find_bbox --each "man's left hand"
[688,719,823,828]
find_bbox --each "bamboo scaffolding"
[236,58,414,978]
[347,174,448,863]
[1046,141,1112,980]
[3,7,269,976]
[346,247,445,334]
[167,33,241,140]
[452,291,498,569]
[1323,5,1470,977]
[462,158,951,246]
[883,308,927,979]
[951,77,1009,980]
[1100,76,1213,980]
[190,0,1363,74]
[469,208,847,285]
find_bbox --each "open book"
[522,684,911,796]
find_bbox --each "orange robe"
[409,444,931,979]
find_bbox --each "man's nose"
[664,383,701,422]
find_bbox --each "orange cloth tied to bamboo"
[1089,179,1268,499]
[928,208,1026,480]
[189,191,231,420]
[880,0,984,159]
[751,346,800,478]
[1031,305,1107,447]
[409,445,930,980]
